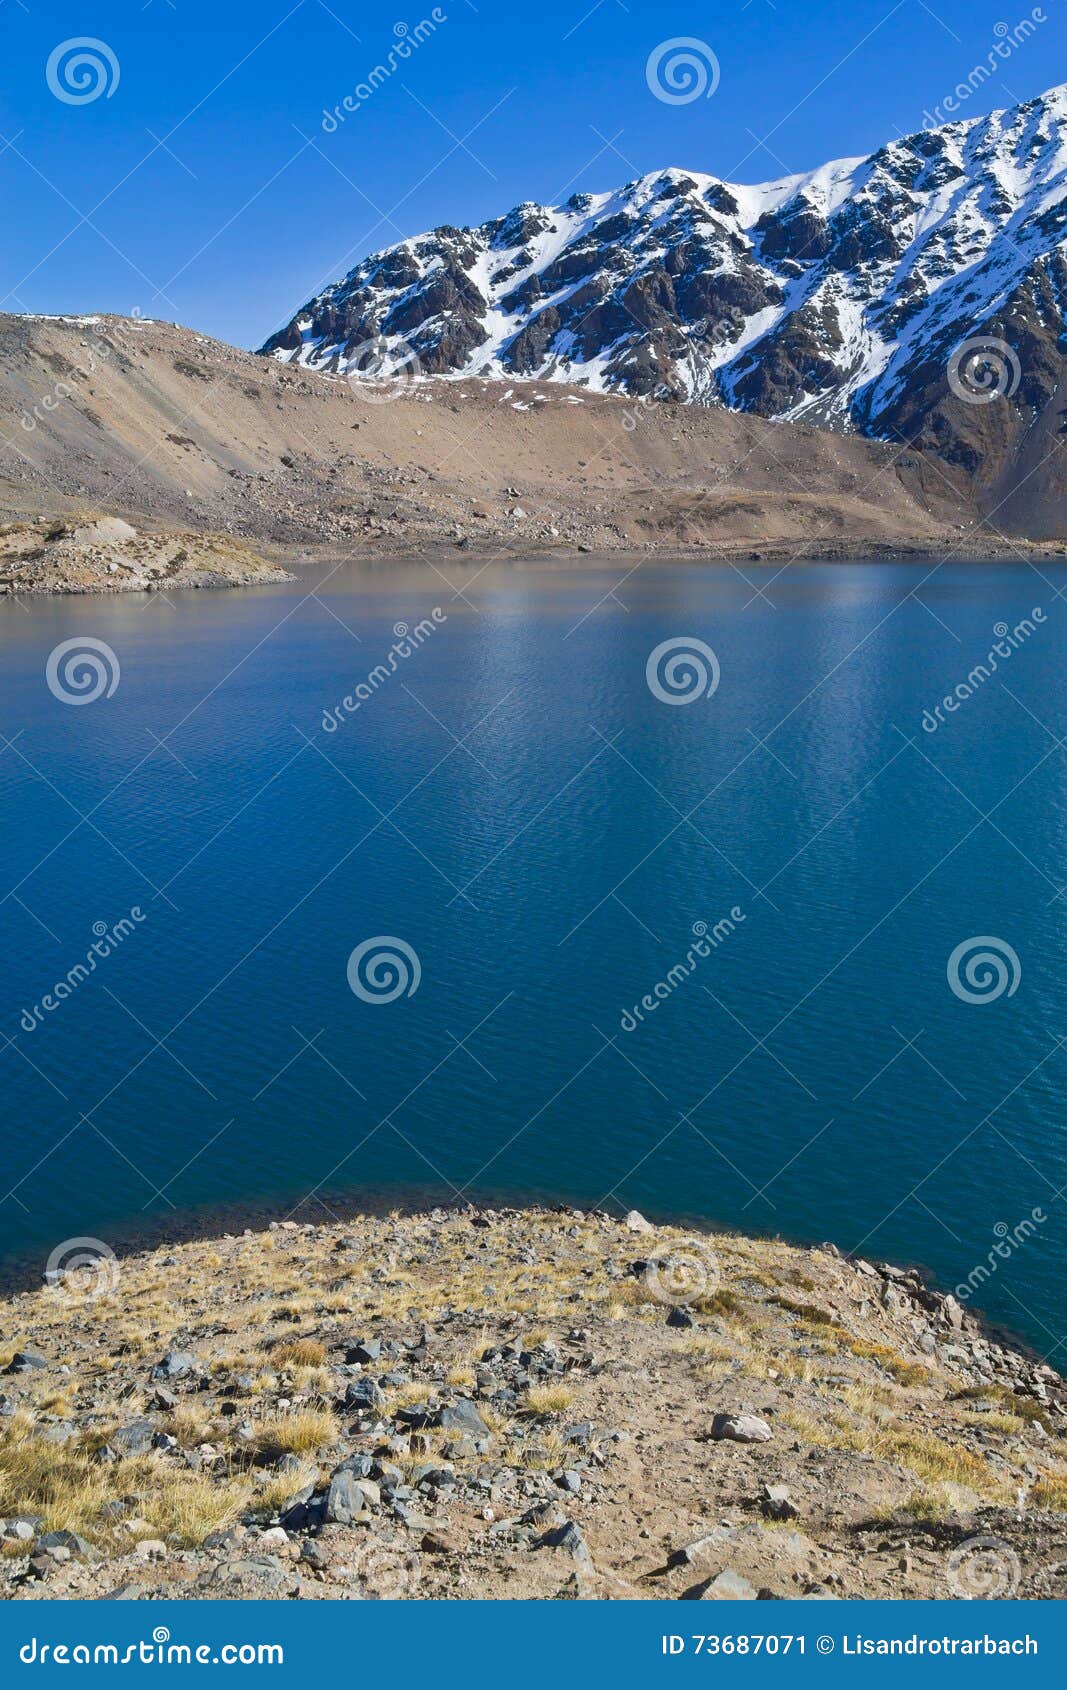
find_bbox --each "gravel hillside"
[0,313,980,577]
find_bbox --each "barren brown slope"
[0,313,977,561]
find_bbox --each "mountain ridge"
[262,83,1067,529]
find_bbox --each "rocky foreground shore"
[1,1207,1064,1602]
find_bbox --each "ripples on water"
[0,558,1064,1351]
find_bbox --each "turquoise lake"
[1,557,1064,1355]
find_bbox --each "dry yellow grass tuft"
[0,1421,251,1547]
[782,1405,1006,1498]
[1030,1475,1067,1511]
[250,1408,338,1462]
[522,1384,574,1416]
[271,1338,328,1369]
[502,1431,568,1470]
[163,1404,216,1447]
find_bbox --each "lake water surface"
[1,556,1065,1354]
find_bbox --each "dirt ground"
[0,312,1001,580]
[1,1207,1063,1601]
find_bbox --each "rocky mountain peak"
[261,84,1067,497]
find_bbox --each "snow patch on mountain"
[262,85,1067,438]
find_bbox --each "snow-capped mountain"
[263,85,1067,491]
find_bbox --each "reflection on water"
[0,556,1064,1351]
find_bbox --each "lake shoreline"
[0,1204,1063,1601]
[4,559,1061,1360]
[7,536,1067,599]
[0,1183,1046,1367]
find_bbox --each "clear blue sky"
[2,0,1064,349]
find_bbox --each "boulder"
[110,1418,156,1456]
[625,1210,654,1234]
[5,1351,46,1374]
[437,1398,489,1438]
[666,1305,695,1329]
[343,1376,384,1412]
[71,517,138,546]
[324,1468,366,1525]
[761,1484,798,1521]
[3,1516,42,1542]
[711,1413,773,1444]
[692,1567,758,1600]
[670,1526,738,1568]
[345,1339,381,1365]
[38,1529,95,1559]
[537,1519,593,1568]
[150,1351,196,1381]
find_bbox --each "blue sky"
[2,0,1064,348]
